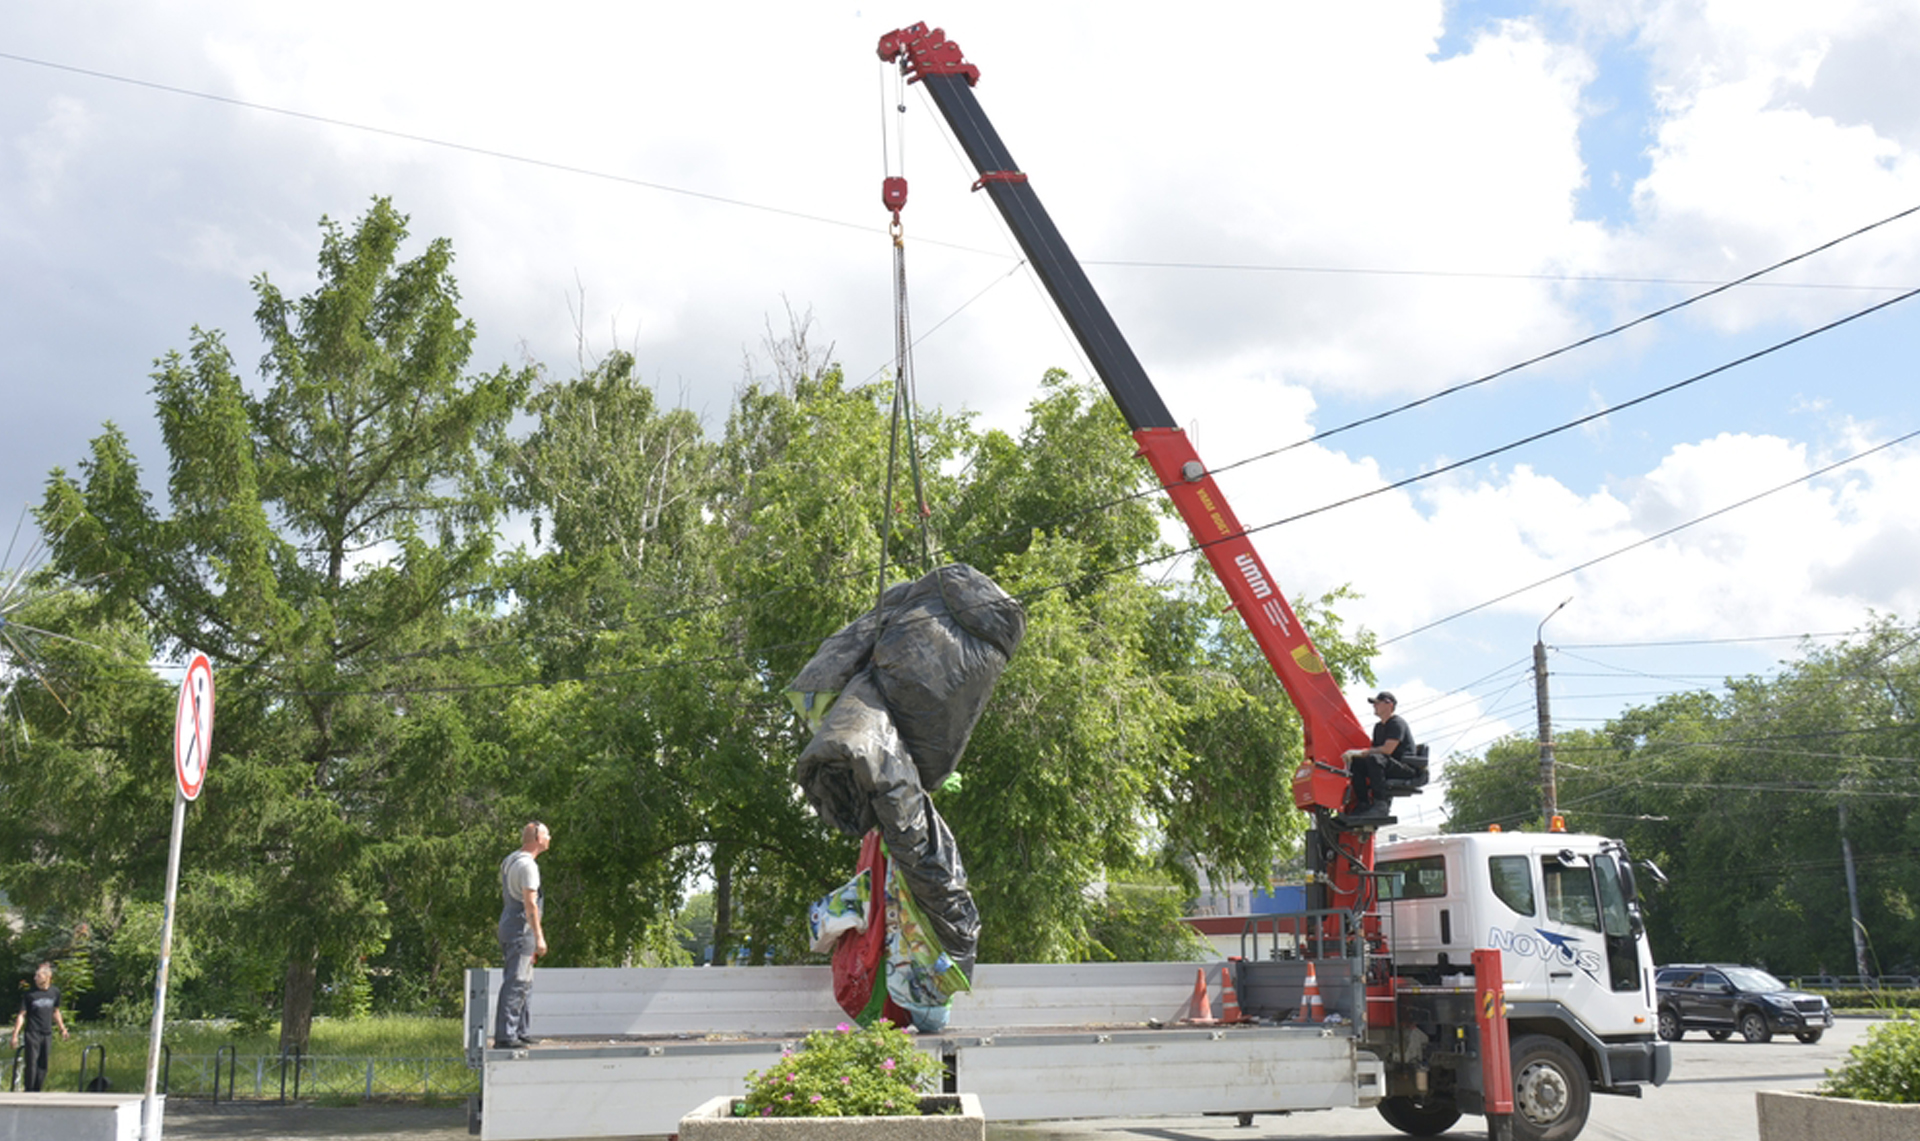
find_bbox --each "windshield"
[1724,967,1786,992]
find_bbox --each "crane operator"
[1341,691,1412,826]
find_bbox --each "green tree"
[937,374,1368,961]
[498,338,944,969]
[1443,619,1920,977]
[701,348,972,964]
[494,349,726,968]
[39,198,534,1051]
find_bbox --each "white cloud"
[4,0,1918,763]
[1603,1,1920,330]
[12,95,93,208]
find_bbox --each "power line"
[1200,207,1920,481]
[1081,256,1914,292]
[0,51,899,241]
[10,48,1913,297]
[39,304,1920,705]
[14,52,1920,707]
[238,299,1920,696]
[1561,632,1858,649]
[1382,420,1920,645]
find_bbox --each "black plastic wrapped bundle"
[870,565,1027,790]
[790,564,1024,979]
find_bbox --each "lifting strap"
[877,65,933,602]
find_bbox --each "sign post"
[143,653,213,1141]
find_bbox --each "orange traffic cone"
[1297,961,1324,1023]
[1219,966,1244,1024]
[1185,967,1217,1024]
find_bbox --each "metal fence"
[13,1047,477,1101]
[1790,975,1920,990]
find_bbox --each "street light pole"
[1535,599,1571,828]
[1839,796,1873,979]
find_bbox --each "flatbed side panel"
[467,966,845,1039]
[466,962,1220,1040]
[958,962,1217,1027]
[956,1036,1382,1119]
[476,1030,1377,1139]
[479,1049,769,1140]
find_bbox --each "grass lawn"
[18,1016,471,1101]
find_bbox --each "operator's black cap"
[1370,691,1396,705]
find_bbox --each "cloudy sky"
[5,1,1918,826]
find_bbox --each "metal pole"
[1840,800,1872,979]
[142,788,187,1141]
[1535,599,1571,827]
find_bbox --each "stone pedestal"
[1756,1089,1920,1141]
[679,1094,985,1141]
[0,1092,153,1141]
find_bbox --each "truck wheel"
[1377,1095,1461,1136]
[1656,1007,1684,1041]
[1794,1030,1823,1044]
[1707,1029,1732,1041]
[1739,1012,1773,1043]
[1509,1034,1591,1141]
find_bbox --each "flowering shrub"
[736,1021,945,1117]
[1821,1014,1920,1103]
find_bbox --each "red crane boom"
[878,22,1386,913]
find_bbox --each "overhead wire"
[28,48,1891,292]
[36,278,1920,706]
[1079,255,1914,293]
[1195,204,1920,481]
[1381,421,1920,646]
[1456,627,1920,823]
[1561,631,1859,649]
[14,46,1914,624]
[1410,620,1920,823]
[70,296,1915,701]
[13,52,1920,715]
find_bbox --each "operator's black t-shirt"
[1371,714,1412,762]
[19,985,59,1037]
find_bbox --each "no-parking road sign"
[173,653,215,800]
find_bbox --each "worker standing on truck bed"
[1343,692,1412,825]
[494,821,550,1050]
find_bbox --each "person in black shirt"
[1342,691,1413,826]
[11,961,70,1091]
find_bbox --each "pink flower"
[786,1072,799,1082]
[783,1094,794,1103]
[810,1094,824,1103]
[836,1023,852,1033]
[840,1076,851,1085]
[760,1108,773,1117]
[881,1058,896,1071]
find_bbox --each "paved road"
[158,1018,1871,1141]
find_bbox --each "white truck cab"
[1372,831,1670,1138]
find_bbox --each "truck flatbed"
[465,964,1383,1140]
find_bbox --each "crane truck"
[460,22,1670,1141]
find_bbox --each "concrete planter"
[1756,1089,1920,1141]
[679,1094,984,1141]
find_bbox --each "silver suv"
[1655,964,1833,1044]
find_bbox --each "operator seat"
[1382,744,1430,796]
